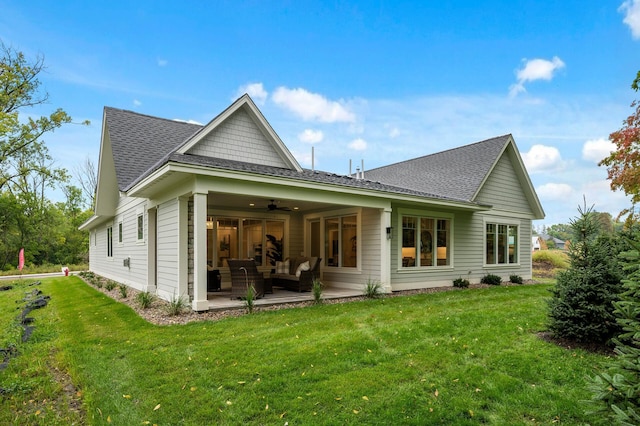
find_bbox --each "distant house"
[79,94,545,311]
[531,236,547,251]
[539,233,566,250]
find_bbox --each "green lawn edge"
[1,277,609,425]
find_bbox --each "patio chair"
[227,259,265,299]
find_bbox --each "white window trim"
[211,213,289,268]
[482,216,521,268]
[320,207,361,272]
[117,218,124,245]
[136,207,145,244]
[106,224,114,260]
[397,208,454,271]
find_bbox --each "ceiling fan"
[267,199,291,211]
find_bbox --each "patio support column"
[380,207,392,293]
[192,192,209,311]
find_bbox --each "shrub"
[453,278,470,288]
[118,284,128,299]
[532,250,569,269]
[105,280,117,291]
[481,274,502,285]
[363,279,383,299]
[243,284,256,314]
[136,291,155,309]
[94,279,103,289]
[166,294,187,316]
[548,203,623,344]
[312,279,323,304]
[509,275,523,284]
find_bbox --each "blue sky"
[1,0,639,227]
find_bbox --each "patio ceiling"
[206,193,336,214]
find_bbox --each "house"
[79,94,545,311]
[538,233,567,250]
[531,235,547,251]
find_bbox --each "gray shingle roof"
[105,107,202,191]
[163,152,473,203]
[105,107,507,207]
[364,135,511,202]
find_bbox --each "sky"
[1,0,639,227]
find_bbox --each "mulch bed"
[80,273,538,326]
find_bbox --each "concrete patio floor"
[206,287,363,311]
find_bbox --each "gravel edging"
[79,274,540,326]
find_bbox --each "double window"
[485,223,518,265]
[325,215,358,268]
[401,214,450,268]
[213,217,284,268]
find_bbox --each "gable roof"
[365,135,510,202]
[105,95,302,193]
[105,107,202,191]
[365,134,544,218]
[88,96,544,228]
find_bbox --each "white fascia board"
[128,162,490,212]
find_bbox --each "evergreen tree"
[591,244,640,424]
[547,203,623,344]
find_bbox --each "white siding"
[187,108,290,169]
[88,196,149,290]
[322,208,381,291]
[475,153,533,215]
[156,198,180,299]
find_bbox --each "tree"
[74,156,97,211]
[600,72,640,222]
[0,41,89,268]
[591,242,640,424]
[0,41,82,190]
[546,223,572,242]
[547,203,624,344]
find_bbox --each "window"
[106,226,113,258]
[214,217,284,268]
[137,213,144,242]
[402,214,450,267]
[485,222,518,265]
[325,215,357,268]
[118,221,123,244]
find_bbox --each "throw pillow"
[295,261,310,278]
[275,260,289,274]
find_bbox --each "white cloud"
[389,127,400,138]
[620,0,640,39]
[348,138,367,151]
[157,58,168,67]
[272,87,356,123]
[582,138,615,163]
[298,129,324,143]
[173,118,203,125]
[522,144,564,173]
[509,56,565,97]
[536,183,574,201]
[235,82,268,105]
[133,99,142,106]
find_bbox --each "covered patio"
[204,286,363,311]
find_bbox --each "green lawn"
[1,277,609,425]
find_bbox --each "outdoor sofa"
[271,256,321,292]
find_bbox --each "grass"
[533,250,570,269]
[0,263,88,276]
[0,276,611,425]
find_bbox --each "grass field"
[1,277,609,425]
